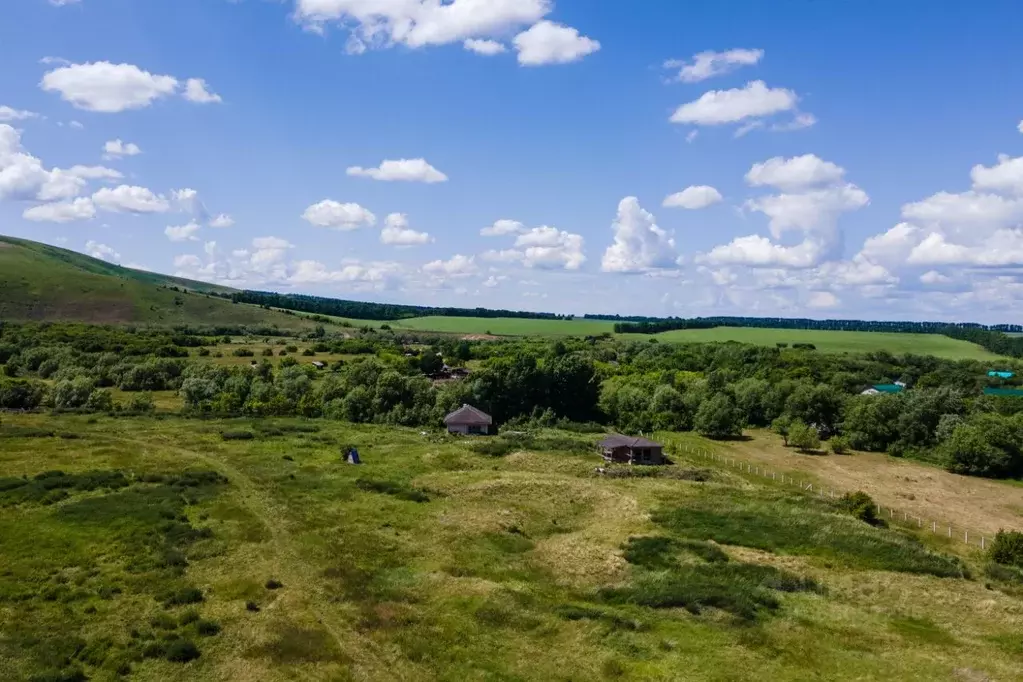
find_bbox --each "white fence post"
[965,530,969,544]
[932,521,936,533]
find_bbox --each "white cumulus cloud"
[513,20,600,66]
[165,221,201,242]
[971,154,1023,196]
[0,106,38,122]
[422,254,478,278]
[745,154,845,191]
[481,219,526,236]
[39,61,220,113]
[23,197,96,223]
[380,212,432,246]
[103,139,142,158]
[346,158,448,183]
[601,196,677,273]
[293,0,550,50]
[664,48,763,83]
[464,39,507,55]
[670,81,798,126]
[209,213,234,228]
[85,240,120,263]
[301,200,376,229]
[183,78,222,104]
[663,185,722,210]
[514,225,585,270]
[92,185,171,213]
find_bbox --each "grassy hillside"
[1,414,1021,681]
[0,236,309,328]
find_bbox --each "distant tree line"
[610,316,1023,358]
[224,291,574,322]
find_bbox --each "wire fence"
[674,442,997,552]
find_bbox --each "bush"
[787,421,820,452]
[165,639,201,663]
[178,609,200,626]
[285,345,298,353]
[127,393,155,413]
[162,587,203,606]
[989,530,1023,568]
[840,491,881,526]
[265,579,283,590]
[262,348,274,357]
[829,435,850,454]
[232,348,254,358]
[30,668,87,682]
[195,619,221,636]
[245,601,260,612]
[197,348,210,357]
[221,430,254,441]
[301,349,315,357]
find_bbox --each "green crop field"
[1,414,1021,681]
[390,315,617,336]
[626,327,1005,361]
[382,317,1001,361]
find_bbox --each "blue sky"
[3,0,1023,322]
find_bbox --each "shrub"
[245,601,261,612]
[989,530,1023,568]
[29,668,88,682]
[787,421,820,452]
[197,348,210,357]
[196,619,221,636]
[165,639,201,663]
[178,609,200,626]
[285,345,298,353]
[262,348,274,357]
[232,348,254,358]
[221,430,254,441]
[829,435,851,454]
[840,490,881,526]
[355,478,430,503]
[301,349,315,357]
[127,393,155,413]
[150,612,178,630]
[265,579,283,590]
[162,587,203,606]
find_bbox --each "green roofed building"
[983,387,1023,397]
[861,384,905,396]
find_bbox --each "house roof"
[598,433,662,449]
[443,404,492,425]
[871,384,904,393]
[984,387,1023,397]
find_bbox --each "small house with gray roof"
[598,434,665,465]
[444,404,493,435]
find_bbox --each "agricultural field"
[389,316,617,337]
[633,327,1004,361]
[2,414,1022,681]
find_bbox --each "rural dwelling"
[860,384,904,396]
[598,434,665,465]
[311,361,326,370]
[444,404,493,435]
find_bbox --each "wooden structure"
[444,404,493,435]
[598,434,665,465]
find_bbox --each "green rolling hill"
[0,235,309,328]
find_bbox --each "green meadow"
[2,414,1021,681]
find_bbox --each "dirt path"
[718,432,1023,536]
[121,435,403,681]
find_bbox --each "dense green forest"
[4,322,1023,480]
[225,291,575,321]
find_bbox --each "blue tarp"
[988,371,1015,379]
[347,448,361,464]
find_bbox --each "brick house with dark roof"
[598,434,665,465]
